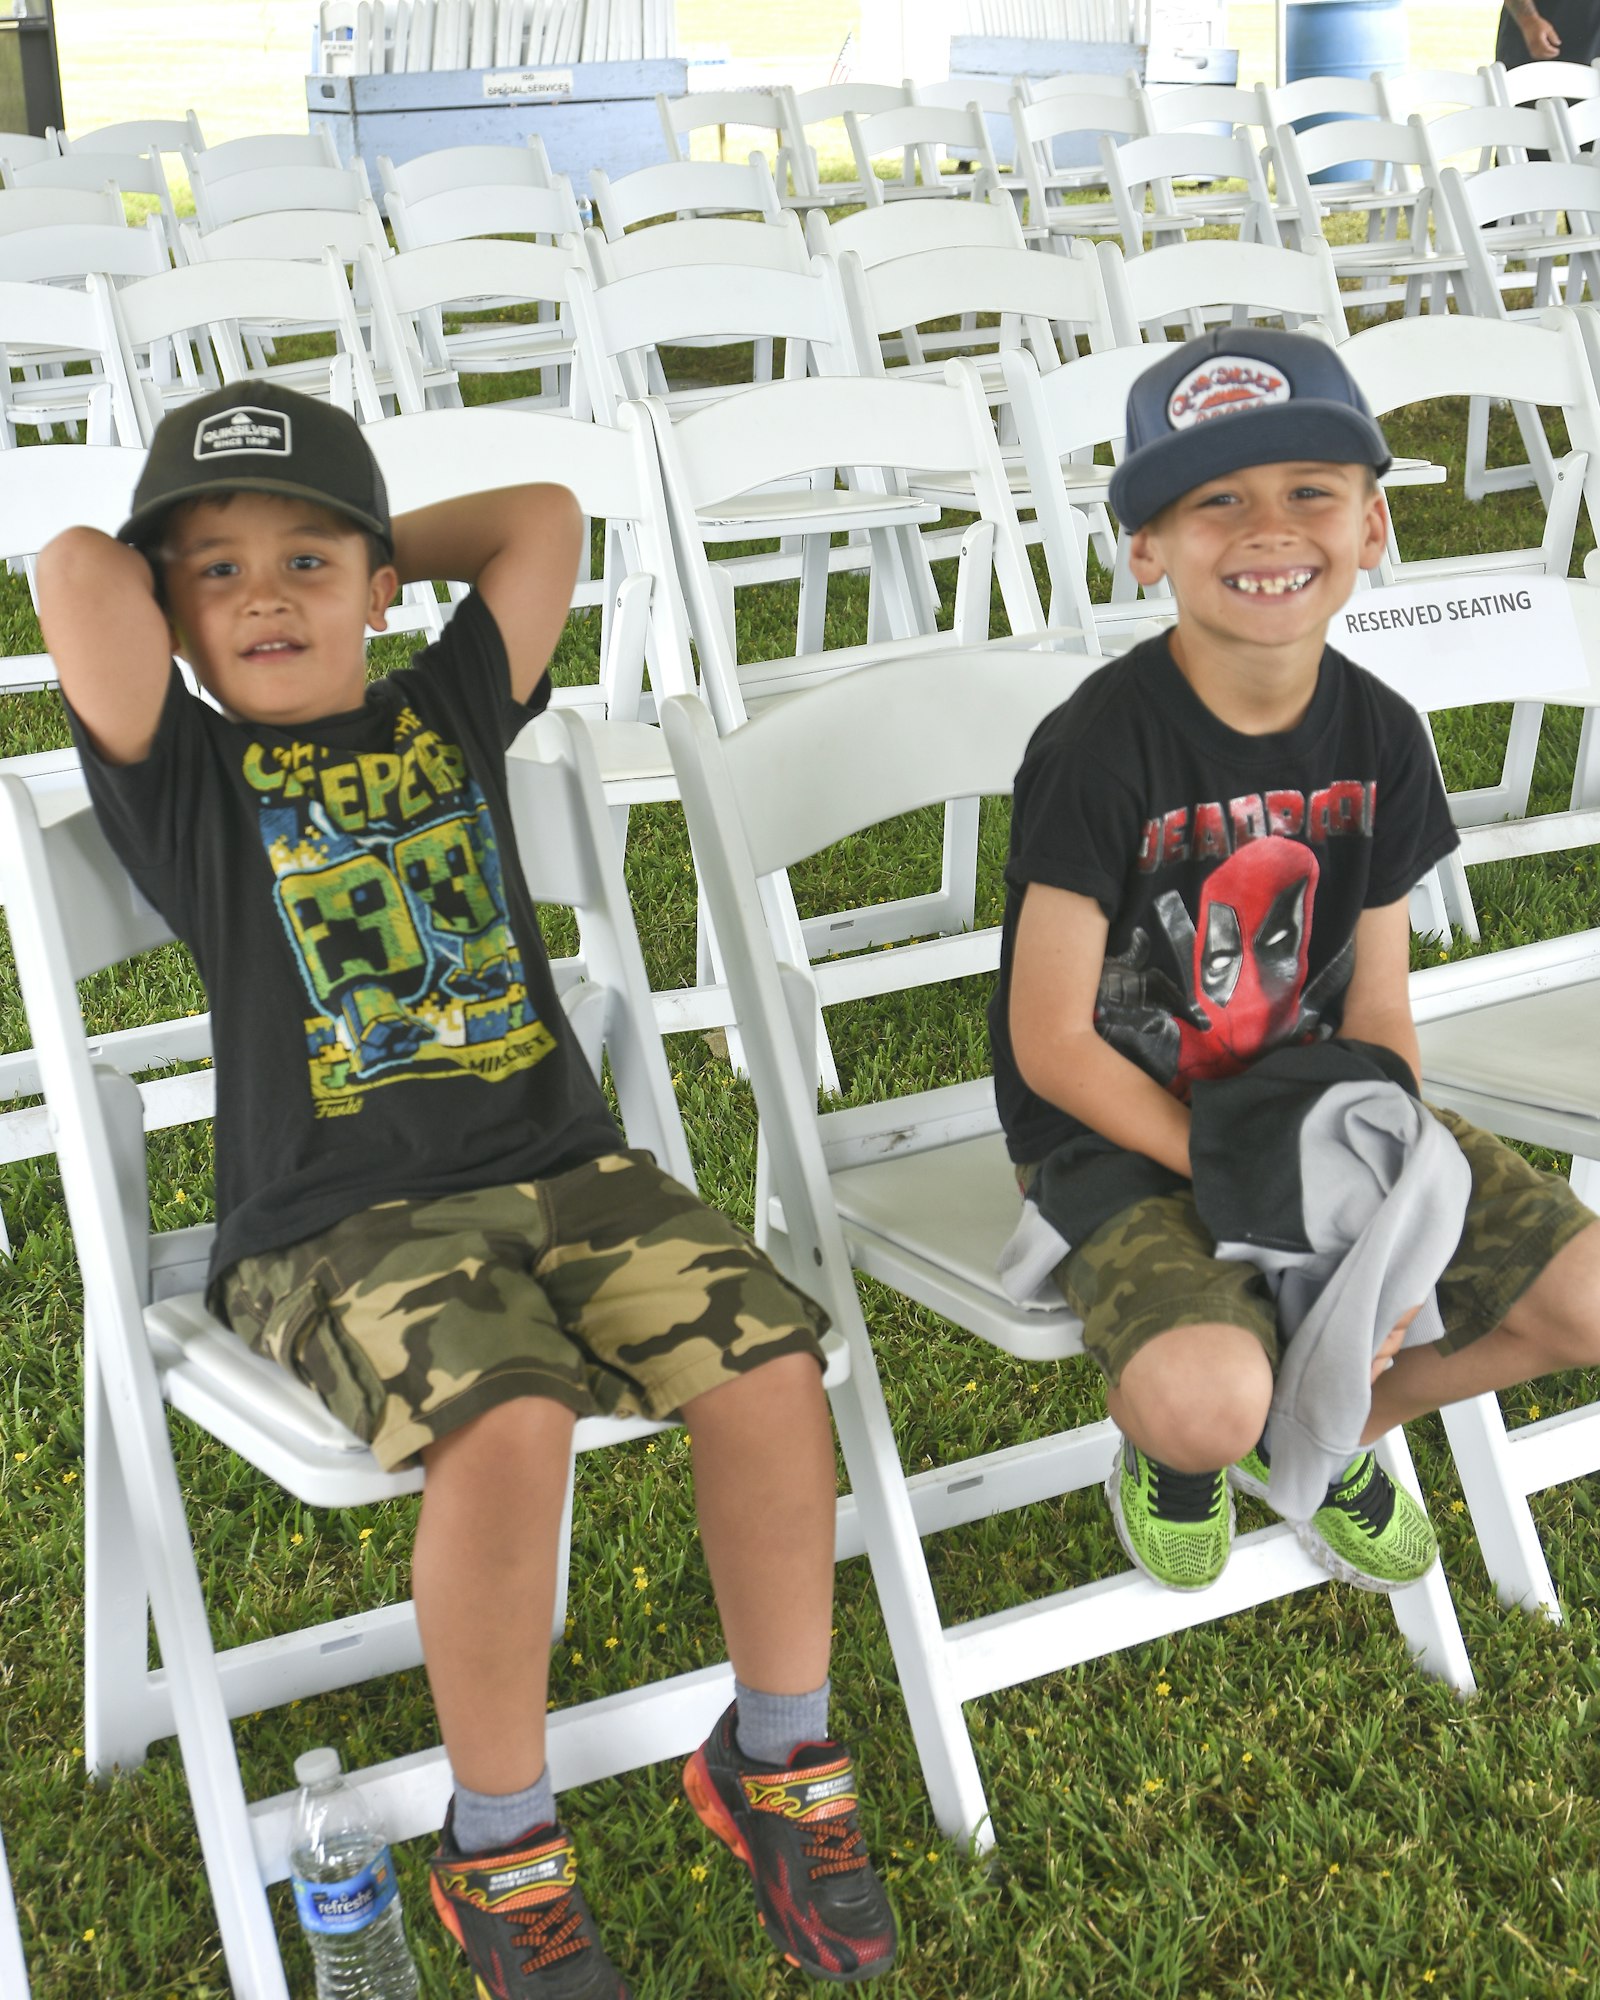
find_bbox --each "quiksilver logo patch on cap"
[193,406,292,459]
[1167,357,1291,432]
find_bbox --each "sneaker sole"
[1226,1462,1271,1504]
[1293,1520,1440,1596]
[682,1749,891,1987]
[1105,1459,1235,1592]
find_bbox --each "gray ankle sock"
[734,1678,831,1767]
[451,1767,556,1856]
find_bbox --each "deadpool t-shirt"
[989,631,1460,1167]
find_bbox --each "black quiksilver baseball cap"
[1107,328,1391,535]
[119,380,393,557]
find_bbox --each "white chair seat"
[831,1130,1083,1363]
[587,717,674,786]
[1420,983,1600,1150]
[695,490,940,538]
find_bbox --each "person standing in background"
[1497,0,1600,68]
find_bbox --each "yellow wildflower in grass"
[571,1651,583,1665]
[61,1471,77,1483]
[655,1623,667,1634]
[1529,1404,1542,1420]
[359,1526,374,1540]
[1154,1681,1171,1699]
[1143,1778,1163,1795]
[1422,1974,1436,1987]
[1327,1863,1340,1876]
[290,1532,303,1546]
[1241,1752,1253,1765]
[83,1929,95,1943]
[926,1851,939,1866]
[1451,1500,1466,1514]
[605,1636,619,1649]
[690,1864,707,1882]
[634,1574,649,1591]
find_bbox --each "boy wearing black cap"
[38,383,897,1997]
[991,329,1600,1594]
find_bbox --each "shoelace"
[1147,1456,1225,1524]
[514,1890,591,1972]
[803,1817,868,1880]
[1325,1453,1394,1532]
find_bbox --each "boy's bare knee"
[1112,1322,1274,1471]
[680,1350,825,1426]
[421,1394,576,1485]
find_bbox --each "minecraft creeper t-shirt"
[70,591,622,1280]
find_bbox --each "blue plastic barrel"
[1285,0,1410,183]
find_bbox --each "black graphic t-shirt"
[70,591,623,1280]
[989,631,1460,1167]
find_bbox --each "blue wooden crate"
[308,59,687,199]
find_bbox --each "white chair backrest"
[1424,101,1569,168]
[61,114,203,156]
[1379,66,1500,122]
[185,130,340,182]
[0,185,123,235]
[845,102,1002,204]
[587,211,809,282]
[0,129,57,168]
[590,155,783,235]
[1142,81,1270,136]
[1496,58,1600,106]
[1012,89,1146,199]
[1099,235,1348,345]
[788,81,911,126]
[1262,74,1386,126]
[376,137,551,205]
[196,163,370,231]
[1552,93,1600,155]
[2,149,169,202]
[0,215,167,284]
[385,175,583,250]
[805,188,1023,263]
[654,87,790,162]
[1027,69,1142,102]
[181,199,389,266]
[838,239,1114,377]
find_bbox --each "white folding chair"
[1340,307,1600,934]
[0,214,167,287]
[1010,89,1148,245]
[1271,116,1468,322]
[0,129,57,169]
[1259,73,1403,239]
[100,251,385,430]
[655,86,792,172]
[57,112,204,158]
[1100,129,1281,257]
[803,183,1024,265]
[0,184,125,236]
[0,276,144,446]
[1377,66,1502,125]
[189,163,372,233]
[660,655,1475,1852]
[777,81,914,208]
[0,697,827,1999]
[179,199,390,269]
[844,103,1003,206]
[360,235,584,417]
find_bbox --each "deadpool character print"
[1094,836,1355,1094]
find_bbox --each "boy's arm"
[1009,881,1194,1178]
[1338,896,1422,1088]
[36,529,176,766]
[390,484,585,706]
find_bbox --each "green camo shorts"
[217,1151,829,1471]
[1024,1107,1597,1388]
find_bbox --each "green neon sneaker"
[1299,1450,1439,1594]
[1106,1435,1234,1591]
[1229,1442,1272,1503]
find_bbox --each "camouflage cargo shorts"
[217,1150,829,1471]
[1023,1107,1597,1388]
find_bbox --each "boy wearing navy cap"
[991,329,1600,1593]
[38,382,897,1996]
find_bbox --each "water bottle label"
[291,1848,399,1935]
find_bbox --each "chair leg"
[84,1362,167,1778]
[826,1345,995,1851]
[1373,1428,1476,1693]
[1439,1393,1562,1619]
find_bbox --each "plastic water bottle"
[289,1748,420,2000]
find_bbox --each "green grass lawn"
[2,296,1600,1998]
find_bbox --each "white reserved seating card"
[1330,574,1592,710]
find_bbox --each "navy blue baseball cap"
[1107,328,1392,534]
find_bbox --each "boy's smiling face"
[158,491,397,727]
[1127,458,1389,672]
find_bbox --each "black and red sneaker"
[683,1703,897,1985]
[428,1805,631,1999]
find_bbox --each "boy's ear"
[365,563,400,635]
[1125,523,1168,588]
[1358,485,1390,573]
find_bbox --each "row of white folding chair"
[590,151,782,234]
[842,101,1004,207]
[0,145,185,262]
[178,127,341,230]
